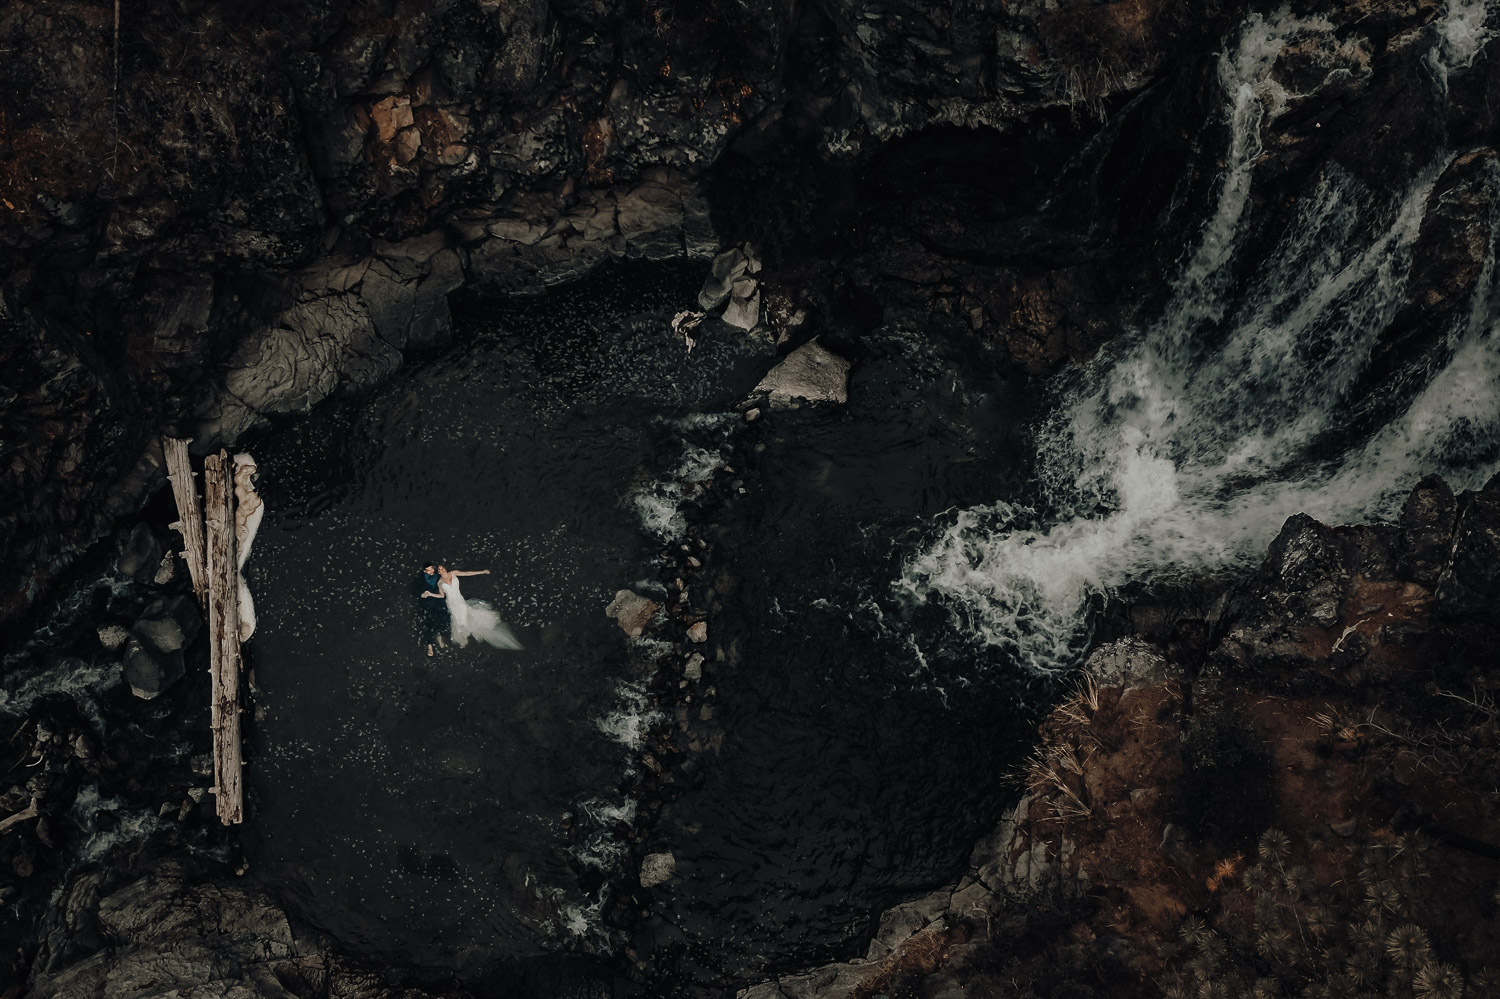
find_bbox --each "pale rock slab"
[606,590,659,637]
[753,340,851,408]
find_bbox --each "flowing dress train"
[441,577,523,650]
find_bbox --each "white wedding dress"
[441,577,523,650]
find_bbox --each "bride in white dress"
[435,566,523,650]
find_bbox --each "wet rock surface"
[27,861,460,999]
[751,339,852,409]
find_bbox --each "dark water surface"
[242,262,1050,986]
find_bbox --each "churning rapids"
[5,4,1500,994]
[904,6,1500,677]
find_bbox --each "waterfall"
[898,9,1500,676]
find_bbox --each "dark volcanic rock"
[25,862,452,999]
[4,0,1498,629]
[121,636,185,700]
[1212,513,1353,673]
[1436,472,1500,619]
[1397,473,1459,587]
[1259,514,1351,629]
[115,524,163,584]
[131,594,201,655]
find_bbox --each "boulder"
[605,590,659,638]
[722,285,761,331]
[131,595,201,655]
[1083,637,1182,690]
[698,247,752,312]
[121,639,185,700]
[686,622,708,644]
[752,340,852,409]
[1435,472,1500,619]
[152,553,178,586]
[96,624,130,652]
[1253,514,1350,629]
[684,653,705,680]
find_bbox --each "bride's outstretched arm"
[452,569,490,576]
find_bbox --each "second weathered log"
[203,450,244,825]
[162,436,207,607]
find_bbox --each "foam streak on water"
[1425,0,1495,93]
[900,10,1500,676]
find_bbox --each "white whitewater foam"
[0,657,119,729]
[1425,0,1495,93]
[594,678,663,750]
[68,786,165,868]
[899,11,1500,676]
[625,413,735,542]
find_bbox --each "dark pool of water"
[241,261,1051,989]
[638,320,1054,985]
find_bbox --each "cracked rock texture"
[27,863,456,999]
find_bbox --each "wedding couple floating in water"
[413,561,523,657]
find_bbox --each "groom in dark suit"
[413,561,449,657]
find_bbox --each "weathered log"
[162,436,207,608]
[203,450,243,825]
[0,799,39,836]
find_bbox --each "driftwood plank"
[162,436,208,608]
[203,450,244,825]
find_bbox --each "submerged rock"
[95,625,129,652]
[752,339,852,408]
[130,595,201,655]
[27,863,451,999]
[121,639,185,701]
[116,525,162,584]
[640,851,677,887]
